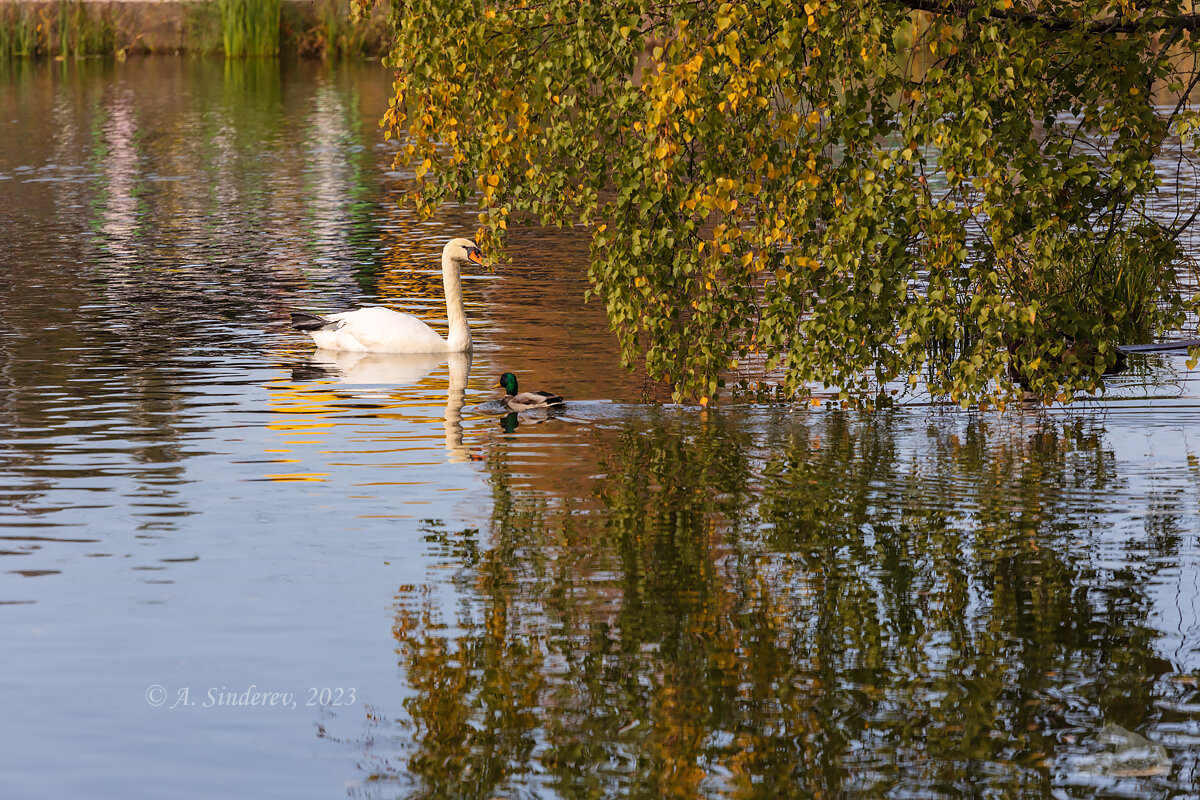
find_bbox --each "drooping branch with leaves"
[378,0,1200,407]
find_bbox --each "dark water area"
[4,57,1200,798]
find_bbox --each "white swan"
[291,238,481,353]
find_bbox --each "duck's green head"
[493,372,519,395]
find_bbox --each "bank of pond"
[0,0,388,60]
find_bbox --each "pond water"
[5,57,1200,799]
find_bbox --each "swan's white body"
[307,306,458,353]
[296,238,480,354]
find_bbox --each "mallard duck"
[493,372,564,411]
[291,238,482,353]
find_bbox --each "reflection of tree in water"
[378,411,1194,798]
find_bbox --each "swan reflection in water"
[291,350,472,463]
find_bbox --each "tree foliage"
[379,0,1200,407]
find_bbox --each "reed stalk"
[219,0,281,57]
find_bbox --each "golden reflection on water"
[264,351,475,483]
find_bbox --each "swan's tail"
[290,311,337,332]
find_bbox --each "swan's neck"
[442,252,471,352]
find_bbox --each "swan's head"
[444,238,484,265]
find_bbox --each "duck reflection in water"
[495,405,564,431]
[491,403,565,434]
[291,350,472,463]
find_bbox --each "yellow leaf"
[487,174,500,187]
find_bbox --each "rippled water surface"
[6,57,1200,799]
